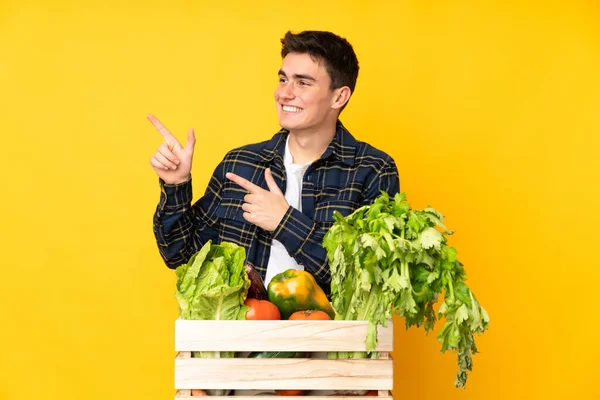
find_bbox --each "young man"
[149,30,400,294]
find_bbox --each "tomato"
[288,309,331,320]
[365,390,378,396]
[245,298,281,320]
[275,389,305,396]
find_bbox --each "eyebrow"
[278,69,317,82]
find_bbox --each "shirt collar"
[321,120,357,166]
[256,120,357,166]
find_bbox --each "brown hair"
[280,30,360,95]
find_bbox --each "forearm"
[153,177,218,269]
[271,207,331,283]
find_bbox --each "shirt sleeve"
[271,157,400,284]
[152,163,224,269]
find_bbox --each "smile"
[282,105,303,113]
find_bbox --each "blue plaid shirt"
[153,121,400,295]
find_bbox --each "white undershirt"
[264,135,311,287]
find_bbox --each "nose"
[277,82,295,100]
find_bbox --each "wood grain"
[377,352,392,397]
[174,358,393,391]
[175,352,192,397]
[175,320,393,352]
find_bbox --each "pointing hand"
[148,114,196,184]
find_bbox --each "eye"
[299,81,310,86]
[279,77,287,83]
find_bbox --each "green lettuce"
[175,240,250,359]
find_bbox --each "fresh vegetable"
[268,269,335,319]
[245,264,269,300]
[331,391,377,396]
[289,310,331,320]
[248,351,306,358]
[276,390,305,396]
[175,240,250,396]
[191,389,207,396]
[248,351,307,395]
[244,298,281,320]
[332,390,368,396]
[322,192,489,388]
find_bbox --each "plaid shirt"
[153,121,400,295]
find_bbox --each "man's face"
[274,52,338,133]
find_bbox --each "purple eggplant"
[245,264,268,300]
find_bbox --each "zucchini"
[248,351,306,358]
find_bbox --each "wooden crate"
[174,319,394,399]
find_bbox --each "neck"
[288,121,337,164]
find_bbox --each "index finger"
[226,172,262,194]
[147,114,176,146]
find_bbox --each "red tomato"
[276,390,305,396]
[288,310,331,320]
[245,298,281,320]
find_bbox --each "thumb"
[185,128,196,152]
[265,168,282,195]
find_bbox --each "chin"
[278,117,301,131]
[279,117,305,131]
[279,121,295,130]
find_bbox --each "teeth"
[283,105,301,112]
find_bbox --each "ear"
[331,86,352,110]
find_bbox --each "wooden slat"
[175,352,192,397]
[175,358,393,390]
[377,352,391,397]
[175,320,393,352]
[174,397,393,400]
[174,389,190,398]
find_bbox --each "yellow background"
[1,1,598,399]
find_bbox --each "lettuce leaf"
[175,240,250,360]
